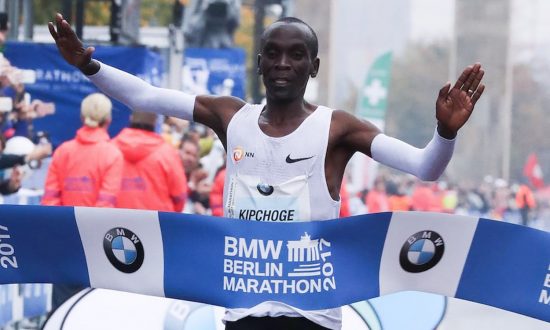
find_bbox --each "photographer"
[0,134,20,195]
[0,53,54,140]
[0,138,52,170]
[0,134,51,196]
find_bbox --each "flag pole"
[501,0,514,182]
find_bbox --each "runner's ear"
[257,54,262,75]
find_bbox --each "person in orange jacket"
[387,180,413,211]
[42,93,123,207]
[515,183,537,226]
[210,166,226,217]
[365,177,390,213]
[112,111,188,212]
[41,92,123,311]
[339,177,351,218]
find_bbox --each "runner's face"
[259,23,318,102]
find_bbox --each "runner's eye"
[265,50,278,59]
[292,51,304,60]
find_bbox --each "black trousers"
[225,316,331,330]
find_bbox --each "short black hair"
[261,17,319,59]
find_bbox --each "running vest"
[223,104,342,329]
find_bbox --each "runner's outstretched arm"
[48,13,244,134]
[337,64,485,181]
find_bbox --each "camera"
[0,96,12,112]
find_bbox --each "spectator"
[0,134,21,195]
[515,183,536,226]
[179,135,200,179]
[365,177,389,213]
[0,169,20,196]
[41,93,123,311]
[179,135,211,214]
[209,166,225,217]
[387,180,412,211]
[0,135,51,171]
[0,12,8,52]
[112,111,187,212]
[42,93,123,207]
[411,181,438,211]
[339,177,351,217]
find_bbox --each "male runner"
[49,14,485,330]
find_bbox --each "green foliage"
[140,0,173,26]
[33,0,63,24]
[33,0,174,26]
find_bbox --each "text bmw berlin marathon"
[540,264,550,306]
[223,233,336,294]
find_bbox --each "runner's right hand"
[48,13,95,70]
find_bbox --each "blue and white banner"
[0,205,548,323]
[182,48,246,99]
[3,42,164,146]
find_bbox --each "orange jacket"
[42,127,123,207]
[113,128,187,212]
[389,195,412,211]
[365,189,389,213]
[339,180,351,218]
[516,184,536,209]
[209,168,225,217]
[411,185,440,211]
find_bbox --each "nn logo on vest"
[232,146,254,163]
[399,230,445,273]
[103,227,145,274]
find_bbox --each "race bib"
[225,174,311,222]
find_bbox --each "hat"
[81,93,112,127]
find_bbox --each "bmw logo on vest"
[257,182,275,196]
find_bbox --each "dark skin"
[49,14,485,200]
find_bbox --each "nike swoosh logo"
[286,154,314,164]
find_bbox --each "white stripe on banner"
[74,207,165,297]
[379,212,478,297]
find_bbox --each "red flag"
[523,153,544,189]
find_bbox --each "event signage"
[0,205,548,323]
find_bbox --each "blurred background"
[0,0,549,329]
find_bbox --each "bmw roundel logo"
[103,227,144,273]
[257,182,274,196]
[399,230,444,273]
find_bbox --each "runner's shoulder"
[330,109,362,136]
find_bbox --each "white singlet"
[223,104,342,330]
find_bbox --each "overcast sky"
[410,0,550,61]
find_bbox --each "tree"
[385,42,450,148]
[33,0,172,26]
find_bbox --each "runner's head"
[258,17,320,103]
